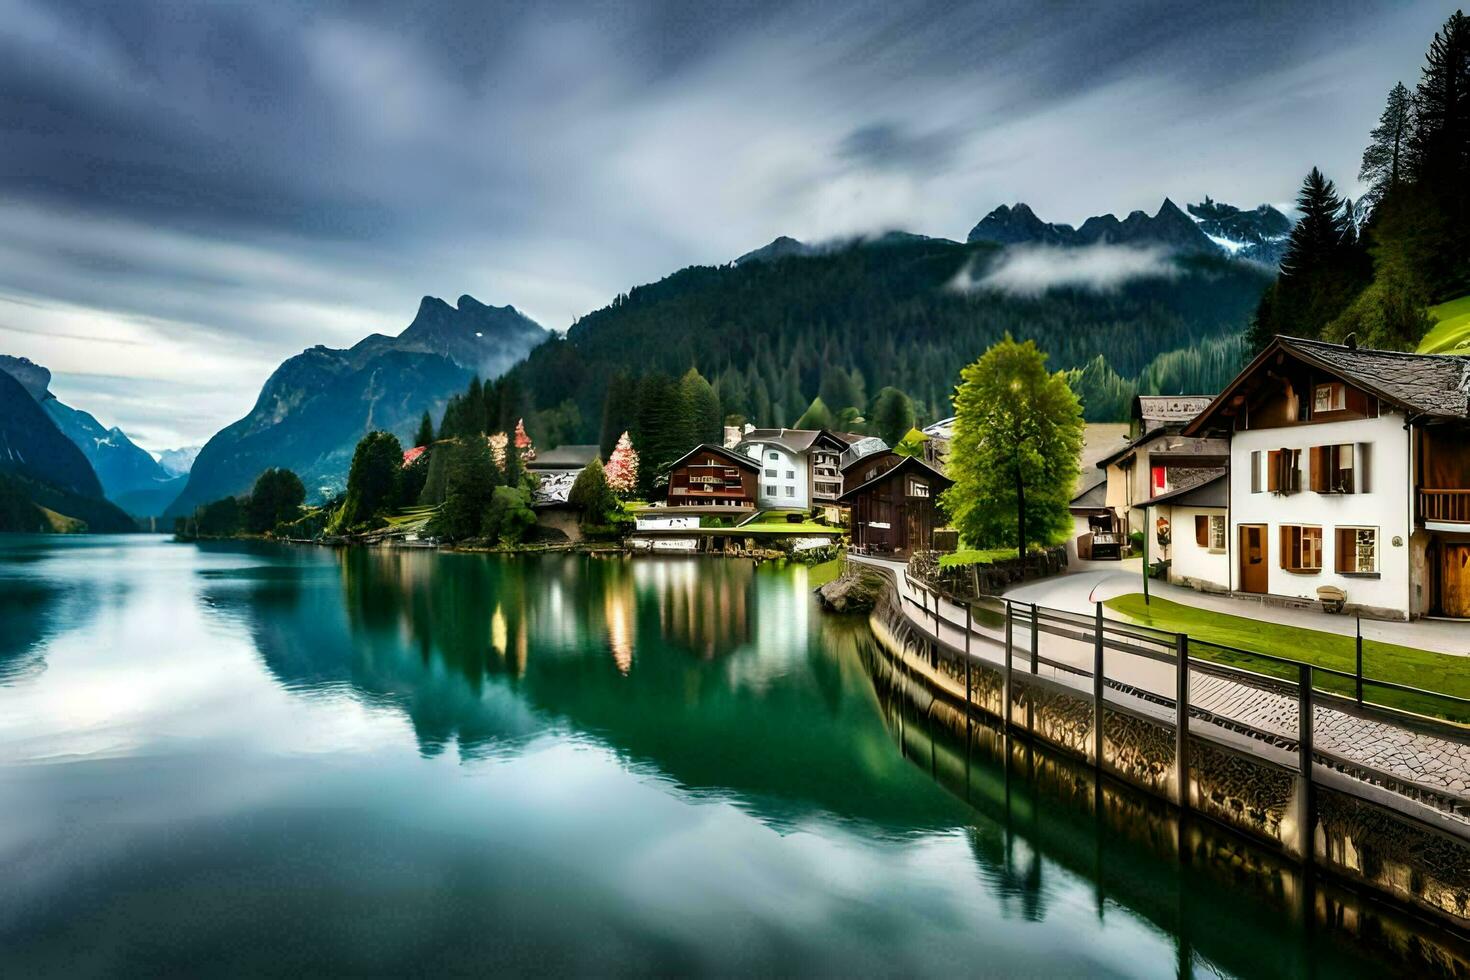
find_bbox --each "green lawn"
[718,521,841,536]
[1416,293,1470,354]
[939,548,1019,568]
[1106,594,1469,723]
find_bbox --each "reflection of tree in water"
[0,541,107,684]
[0,580,63,683]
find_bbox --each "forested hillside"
[1252,10,1470,351]
[497,237,1271,445]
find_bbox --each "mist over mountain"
[166,296,545,517]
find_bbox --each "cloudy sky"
[0,0,1455,450]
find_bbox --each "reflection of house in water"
[636,558,753,659]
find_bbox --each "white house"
[735,429,860,513]
[1139,473,1229,591]
[1184,336,1470,620]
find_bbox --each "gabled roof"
[527,444,601,469]
[667,443,759,472]
[1139,472,1227,509]
[1069,473,1108,510]
[838,436,889,471]
[1185,336,1470,434]
[738,428,820,454]
[1133,395,1213,430]
[838,454,952,501]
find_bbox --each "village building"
[733,428,861,515]
[1184,336,1470,619]
[661,444,760,513]
[1096,395,1228,538]
[1069,473,1123,560]
[839,451,953,557]
[1138,472,1230,590]
[528,444,601,507]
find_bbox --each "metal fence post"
[1355,617,1364,706]
[1003,602,1013,728]
[965,604,973,708]
[1297,663,1314,865]
[1029,602,1039,674]
[1175,633,1189,810]
[1093,601,1105,768]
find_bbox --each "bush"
[481,486,536,544]
[567,459,619,525]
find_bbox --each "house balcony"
[1419,488,1470,525]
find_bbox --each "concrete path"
[1005,562,1470,657]
[852,554,1470,812]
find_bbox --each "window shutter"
[1335,528,1352,573]
[1309,447,1326,492]
[1251,451,1262,493]
[1195,515,1209,547]
[1279,526,1290,569]
[1356,442,1371,493]
[1266,450,1280,492]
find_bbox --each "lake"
[0,536,1447,976]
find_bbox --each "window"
[1151,465,1167,496]
[1194,515,1226,551]
[907,478,929,498]
[785,470,795,480]
[1280,525,1323,573]
[784,486,795,498]
[768,452,779,461]
[1309,445,1356,493]
[765,484,776,497]
[1266,448,1300,493]
[764,468,776,477]
[1251,451,1262,493]
[1335,527,1377,574]
[1314,382,1346,413]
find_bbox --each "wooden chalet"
[664,444,759,511]
[839,452,953,557]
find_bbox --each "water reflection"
[858,630,1470,979]
[0,536,116,683]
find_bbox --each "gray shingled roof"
[1282,337,1470,419]
[527,444,601,469]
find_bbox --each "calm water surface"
[0,536,1443,976]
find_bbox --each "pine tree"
[605,431,639,496]
[568,458,619,525]
[794,396,834,430]
[599,371,638,457]
[869,387,916,446]
[680,367,722,445]
[1407,11,1470,187]
[414,412,435,448]
[715,368,749,423]
[633,372,686,495]
[466,378,484,434]
[1360,82,1414,211]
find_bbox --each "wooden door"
[1443,544,1470,618]
[1239,524,1268,594]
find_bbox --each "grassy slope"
[938,548,1020,568]
[1416,294,1470,354]
[1106,594,1467,723]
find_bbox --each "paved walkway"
[851,555,1470,814]
[1005,562,1470,657]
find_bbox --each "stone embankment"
[816,567,888,612]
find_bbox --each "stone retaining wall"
[867,582,1470,931]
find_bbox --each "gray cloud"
[0,0,1452,447]
[955,244,1181,297]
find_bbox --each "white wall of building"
[1163,506,1230,591]
[743,443,809,509]
[1229,412,1411,615]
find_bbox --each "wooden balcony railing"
[1420,488,1470,524]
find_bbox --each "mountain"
[1186,197,1294,266]
[503,234,1274,436]
[735,231,947,266]
[0,368,135,532]
[155,446,200,478]
[0,355,176,512]
[967,198,1219,254]
[167,295,545,517]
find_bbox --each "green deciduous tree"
[941,337,1083,558]
[441,438,497,540]
[245,467,305,533]
[482,485,536,544]
[339,431,403,528]
[567,458,619,525]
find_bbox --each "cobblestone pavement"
[1189,674,1470,796]
[853,555,1470,806]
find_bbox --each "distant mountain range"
[0,365,134,533]
[155,446,200,478]
[0,354,184,520]
[166,295,546,517]
[964,197,1293,267]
